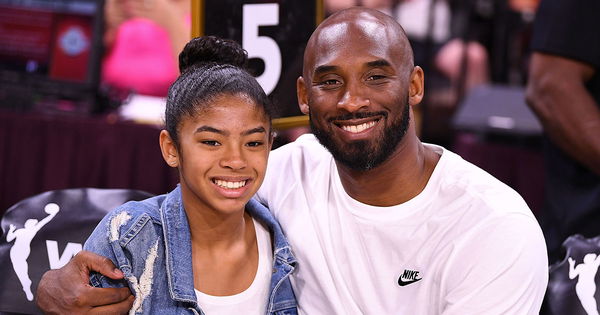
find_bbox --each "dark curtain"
[0,110,179,216]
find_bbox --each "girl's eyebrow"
[243,126,266,136]
[194,126,266,136]
[194,126,224,135]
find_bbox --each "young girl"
[84,36,297,314]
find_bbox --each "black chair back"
[545,234,600,315]
[0,188,153,314]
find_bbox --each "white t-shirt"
[194,218,272,315]
[256,134,548,315]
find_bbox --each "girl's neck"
[185,204,259,296]
[183,203,251,251]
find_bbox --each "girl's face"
[161,93,271,216]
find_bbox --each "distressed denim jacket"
[84,186,298,315]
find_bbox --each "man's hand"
[36,250,134,314]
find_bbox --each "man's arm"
[526,52,600,176]
[441,215,548,314]
[36,251,133,315]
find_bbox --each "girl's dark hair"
[165,36,273,147]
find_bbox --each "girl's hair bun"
[178,36,248,73]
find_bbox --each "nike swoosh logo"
[397,277,422,286]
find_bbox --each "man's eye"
[201,140,220,146]
[246,141,263,147]
[317,79,341,87]
[367,75,386,81]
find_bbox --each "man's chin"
[327,141,383,171]
[311,124,382,169]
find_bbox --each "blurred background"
[0,0,547,217]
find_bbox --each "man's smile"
[336,119,379,134]
[330,112,387,136]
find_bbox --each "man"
[526,0,600,264]
[37,7,548,314]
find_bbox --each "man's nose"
[337,82,370,113]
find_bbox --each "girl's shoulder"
[93,194,168,242]
[111,194,165,224]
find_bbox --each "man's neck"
[336,131,440,207]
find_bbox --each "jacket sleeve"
[83,209,130,289]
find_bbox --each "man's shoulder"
[430,144,532,217]
[266,134,332,179]
[270,134,328,160]
[259,134,332,207]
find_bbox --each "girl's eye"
[246,141,263,147]
[201,140,220,146]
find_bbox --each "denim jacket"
[84,186,298,315]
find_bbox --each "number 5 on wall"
[242,3,282,95]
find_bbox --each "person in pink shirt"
[102,0,190,97]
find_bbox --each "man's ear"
[297,76,310,115]
[159,130,179,168]
[408,66,425,106]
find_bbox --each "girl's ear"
[159,130,179,168]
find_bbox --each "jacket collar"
[246,198,297,266]
[159,187,297,304]
[160,186,198,304]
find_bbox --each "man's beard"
[310,98,410,171]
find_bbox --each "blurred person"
[37,8,547,314]
[396,0,489,97]
[324,0,395,13]
[102,0,191,97]
[526,0,600,263]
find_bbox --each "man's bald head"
[303,7,414,79]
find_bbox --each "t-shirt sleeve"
[531,0,600,68]
[441,214,548,315]
[255,142,299,215]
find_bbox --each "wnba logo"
[6,203,82,301]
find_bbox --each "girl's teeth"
[215,180,247,189]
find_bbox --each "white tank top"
[194,218,272,315]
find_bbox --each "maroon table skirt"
[0,110,179,217]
